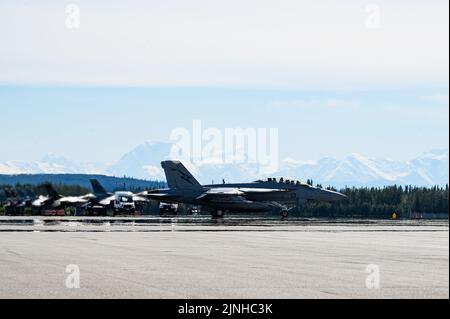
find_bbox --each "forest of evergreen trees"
[299,185,449,218]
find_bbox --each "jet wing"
[132,195,149,203]
[32,195,50,207]
[238,188,288,193]
[200,187,287,197]
[196,188,246,200]
[197,187,291,203]
[136,191,149,197]
[99,195,115,206]
[138,192,176,203]
[205,188,245,195]
[59,196,90,205]
[81,193,96,200]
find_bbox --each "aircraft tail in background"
[90,179,109,196]
[42,183,62,200]
[161,161,202,190]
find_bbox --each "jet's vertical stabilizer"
[43,183,62,200]
[161,161,202,190]
[90,179,108,196]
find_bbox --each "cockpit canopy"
[266,177,303,185]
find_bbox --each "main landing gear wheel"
[281,210,289,219]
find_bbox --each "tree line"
[300,185,449,218]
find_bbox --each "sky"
[0,1,448,163]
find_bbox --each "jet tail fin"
[161,161,202,190]
[43,183,61,200]
[4,189,11,198]
[90,179,108,196]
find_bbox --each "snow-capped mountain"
[0,142,448,188]
[277,150,449,187]
[0,154,105,175]
[106,141,172,180]
[104,142,448,187]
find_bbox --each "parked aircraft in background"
[32,183,94,210]
[88,179,148,215]
[143,161,347,218]
[0,188,36,215]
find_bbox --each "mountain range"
[0,141,448,188]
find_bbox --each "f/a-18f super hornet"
[32,183,95,211]
[205,177,346,206]
[144,160,347,218]
[88,179,148,214]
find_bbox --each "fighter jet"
[205,178,346,206]
[0,188,34,215]
[89,179,115,207]
[14,188,36,207]
[32,183,95,210]
[143,160,347,218]
[87,179,148,215]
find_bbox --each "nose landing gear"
[270,202,290,219]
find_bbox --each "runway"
[0,217,448,299]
